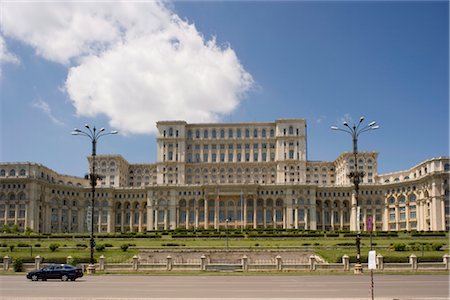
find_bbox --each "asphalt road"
[0,274,449,299]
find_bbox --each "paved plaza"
[0,274,449,299]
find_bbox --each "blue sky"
[0,0,448,177]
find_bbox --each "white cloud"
[32,99,65,126]
[0,35,20,77]
[2,1,254,134]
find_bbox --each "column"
[129,209,134,232]
[195,204,199,229]
[57,207,62,232]
[294,208,298,229]
[138,210,143,232]
[350,192,357,231]
[164,209,168,230]
[273,207,277,228]
[147,207,154,231]
[243,198,247,228]
[120,210,125,232]
[67,209,72,233]
[331,209,334,231]
[263,205,267,229]
[253,198,257,229]
[98,209,102,233]
[340,208,344,230]
[321,207,325,231]
[186,208,190,229]
[4,204,8,225]
[304,207,309,230]
[383,205,389,231]
[14,204,19,225]
[107,207,114,233]
[406,203,410,231]
[204,200,209,229]
[214,198,219,230]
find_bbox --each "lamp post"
[331,116,379,274]
[72,125,118,274]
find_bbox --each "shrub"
[76,243,87,248]
[393,243,406,251]
[17,243,30,247]
[95,244,106,252]
[104,243,113,247]
[0,243,7,247]
[34,243,41,247]
[13,258,23,272]
[9,245,15,252]
[120,244,129,252]
[432,243,444,251]
[49,243,60,252]
[254,243,260,247]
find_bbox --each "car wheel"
[31,275,38,281]
[70,278,76,281]
[61,275,69,281]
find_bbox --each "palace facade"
[1,119,449,233]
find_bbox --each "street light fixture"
[225,218,231,250]
[72,125,118,274]
[331,116,379,274]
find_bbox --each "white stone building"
[1,119,448,233]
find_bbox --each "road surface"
[0,274,449,299]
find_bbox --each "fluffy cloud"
[1,1,253,134]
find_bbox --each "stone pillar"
[98,209,102,233]
[129,209,134,232]
[350,192,357,231]
[376,254,384,270]
[132,255,139,271]
[253,198,257,229]
[3,256,10,271]
[204,200,209,229]
[166,255,172,271]
[294,208,298,229]
[186,208,190,229]
[107,207,114,233]
[200,255,207,271]
[409,254,417,270]
[443,254,450,270]
[35,255,42,270]
[138,210,143,232]
[66,255,73,265]
[120,210,125,232]
[263,206,267,228]
[243,199,247,228]
[309,255,316,271]
[99,255,106,271]
[342,255,349,271]
[214,199,219,230]
[275,255,282,271]
[146,206,153,231]
[242,255,248,272]
[163,209,168,230]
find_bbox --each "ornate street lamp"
[72,125,118,273]
[331,116,379,274]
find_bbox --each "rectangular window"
[203,144,209,150]
[228,144,233,149]
[253,143,258,149]
[220,154,225,162]
[253,153,258,161]
[228,153,233,162]
[228,129,233,138]
[262,153,267,161]
[289,150,294,159]
[203,154,208,162]
[212,154,216,162]
[237,144,242,149]
[410,211,416,219]
[237,153,242,162]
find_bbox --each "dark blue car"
[26,264,83,281]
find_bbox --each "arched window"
[19,169,26,176]
[0,170,5,176]
[203,130,208,138]
[169,128,173,137]
[253,129,258,138]
[399,195,406,203]
[270,129,275,138]
[262,129,266,138]
[212,129,217,139]
[389,197,395,204]
[288,126,294,135]
[9,169,15,176]
[220,130,225,138]
[187,130,192,139]
[445,164,450,171]
[245,129,250,138]
[237,129,241,138]
[228,129,233,138]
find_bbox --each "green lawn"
[1,234,448,265]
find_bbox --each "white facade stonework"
[1,119,449,233]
